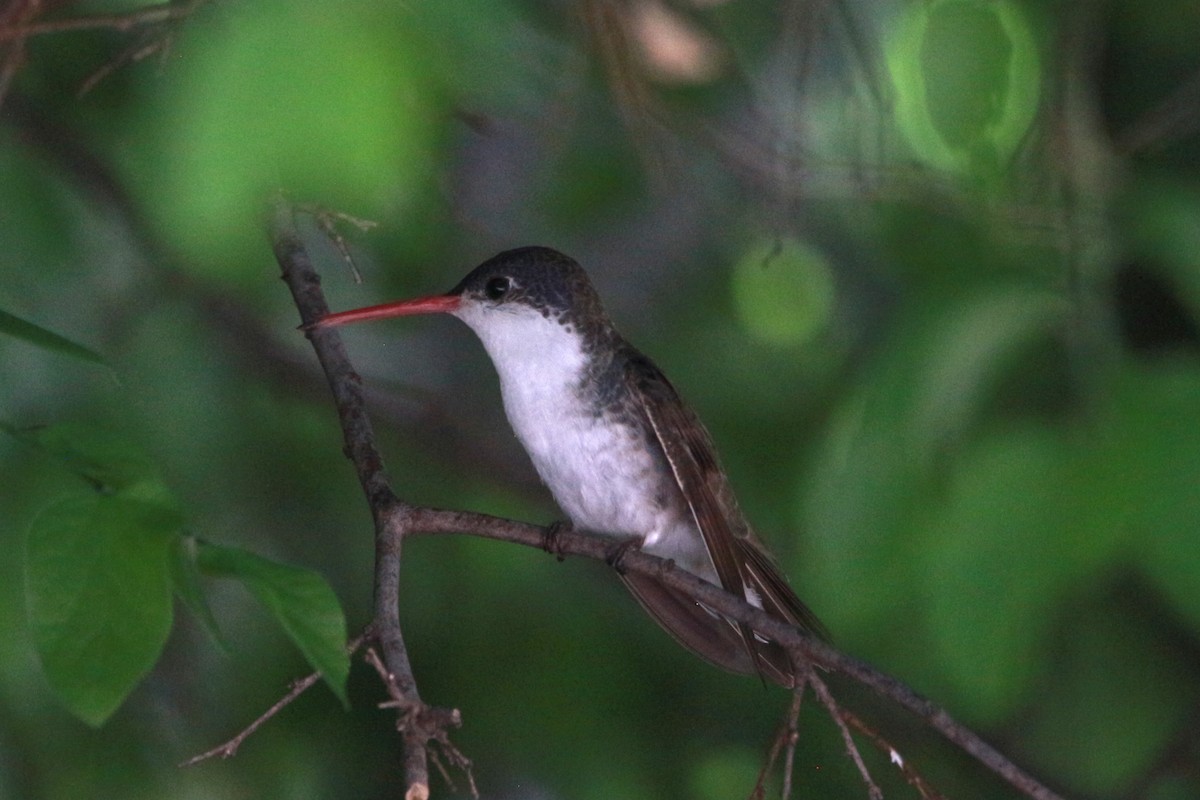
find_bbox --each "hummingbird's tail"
[620,566,826,687]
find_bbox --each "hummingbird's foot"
[605,536,644,575]
[542,520,573,562]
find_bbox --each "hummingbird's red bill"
[314,294,461,329]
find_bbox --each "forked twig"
[750,680,808,800]
[806,665,882,800]
[364,646,477,800]
[181,629,372,767]
[0,0,205,41]
[841,708,947,800]
[298,204,379,284]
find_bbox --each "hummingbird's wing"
[622,352,826,685]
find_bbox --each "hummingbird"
[315,246,827,685]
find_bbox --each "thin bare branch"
[181,629,372,768]
[302,204,379,284]
[0,0,206,102]
[77,30,168,97]
[0,0,39,113]
[780,685,805,800]
[402,507,1068,800]
[272,199,468,800]
[749,681,806,800]
[841,708,947,800]
[0,0,204,42]
[808,666,882,800]
[180,672,323,767]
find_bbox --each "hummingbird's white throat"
[453,301,588,389]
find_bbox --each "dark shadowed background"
[2,1,1199,798]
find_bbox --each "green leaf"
[169,535,228,652]
[1111,365,1200,632]
[1021,612,1197,795]
[0,308,107,367]
[3,422,167,499]
[196,541,349,705]
[908,288,1067,448]
[799,285,1066,638]
[919,427,1071,720]
[26,495,178,726]
[921,417,1141,722]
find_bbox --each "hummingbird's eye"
[484,276,511,300]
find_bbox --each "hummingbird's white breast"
[453,302,694,562]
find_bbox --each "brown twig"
[77,29,169,97]
[273,199,469,800]
[180,673,320,767]
[807,666,882,800]
[401,507,1068,800]
[0,0,207,105]
[181,629,372,768]
[297,204,378,285]
[749,681,807,800]
[841,708,947,800]
[780,685,806,800]
[0,0,203,42]
[0,0,39,113]
[365,646,476,800]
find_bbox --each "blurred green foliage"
[8,422,348,726]
[2,1,1200,799]
[0,311,106,368]
[887,0,1041,179]
[732,237,836,347]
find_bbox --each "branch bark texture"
[273,202,447,800]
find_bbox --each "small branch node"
[604,535,644,574]
[362,643,473,794]
[542,519,572,562]
[295,203,378,284]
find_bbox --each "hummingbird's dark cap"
[450,246,606,329]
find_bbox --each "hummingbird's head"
[314,246,612,370]
[447,247,610,372]
[449,246,604,330]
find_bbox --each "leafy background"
[2,1,1200,798]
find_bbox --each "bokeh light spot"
[731,237,835,347]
